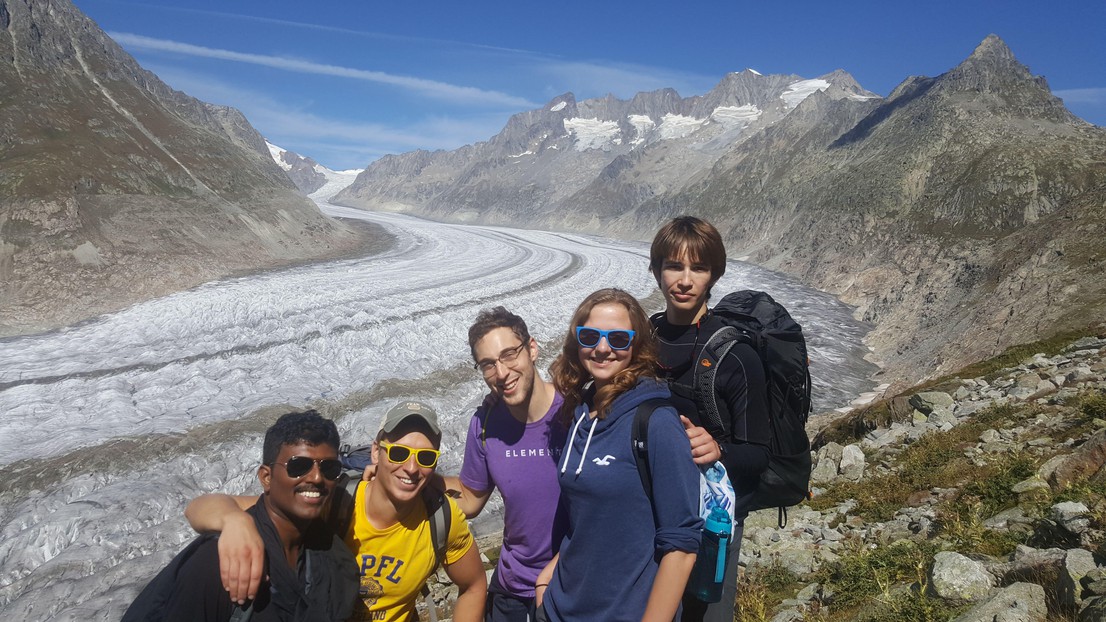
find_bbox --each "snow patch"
[711,105,762,129]
[627,114,656,145]
[747,68,762,76]
[781,79,830,108]
[656,113,704,140]
[509,150,535,158]
[308,168,363,200]
[266,141,292,171]
[550,101,567,112]
[563,117,621,151]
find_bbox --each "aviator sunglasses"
[273,456,344,480]
[575,326,635,350]
[379,442,441,468]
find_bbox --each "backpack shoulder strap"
[693,325,743,437]
[419,490,452,622]
[330,472,363,539]
[630,398,669,502]
[422,489,452,572]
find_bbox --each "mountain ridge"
[331,35,1106,389]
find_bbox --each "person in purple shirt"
[441,307,567,622]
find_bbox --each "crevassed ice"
[563,117,621,151]
[711,105,762,130]
[781,79,831,108]
[627,114,656,146]
[656,113,704,140]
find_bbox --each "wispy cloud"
[1054,87,1106,104]
[99,0,543,57]
[150,66,509,169]
[111,32,537,109]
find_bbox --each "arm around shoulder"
[184,493,263,606]
[442,475,493,519]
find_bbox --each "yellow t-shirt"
[345,482,475,622]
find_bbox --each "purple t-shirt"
[459,393,567,598]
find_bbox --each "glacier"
[0,203,877,619]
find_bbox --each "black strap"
[228,603,253,622]
[692,326,741,438]
[424,490,451,572]
[630,398,671,503]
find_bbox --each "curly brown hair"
[550,288,659,423]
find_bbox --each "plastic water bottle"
[687,506,731,603]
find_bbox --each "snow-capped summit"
[266,141,364,199]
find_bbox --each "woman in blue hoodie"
[536,288,702,622]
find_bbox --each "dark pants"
[487,568,537,622]
[680,519,743,622]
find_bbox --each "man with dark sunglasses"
[184,402,486,622]
[124,410,359,621]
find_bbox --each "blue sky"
[74,0,1106,171]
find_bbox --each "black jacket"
[123,496,359,622]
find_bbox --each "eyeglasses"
[273,456,344,480]
[379,442,440,468]
[474,342,528,377]
[575,327,635,350]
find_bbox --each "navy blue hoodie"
[544,378,702,622]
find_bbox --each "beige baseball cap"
[379,401,441,438]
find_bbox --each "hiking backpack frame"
[651,289,814,527]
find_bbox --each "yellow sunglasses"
[379,442,440,468]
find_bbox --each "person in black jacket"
[649,216,771,622]
[123,410,359,622]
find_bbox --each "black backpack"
[653,290,813,527]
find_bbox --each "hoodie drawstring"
[559,411,599,475]
[575,418,598,475]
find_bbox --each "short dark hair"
[468,306,531,360]
[262,410,340,465]
[649,216,727,283]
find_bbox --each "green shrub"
[1077,390,1106,421]
[815,539,937,610]
[960,452,1038,517]
[736,559,803,622]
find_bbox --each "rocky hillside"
[0,0,372,336]
[332,35,1106,390]
[728,331,1106,621]
[673,35,1106,389]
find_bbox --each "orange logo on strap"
[700,358,712,368]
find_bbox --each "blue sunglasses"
[575,326,636,350]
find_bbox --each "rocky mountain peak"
[970,33,1017,63]
[941,34,1040,95]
